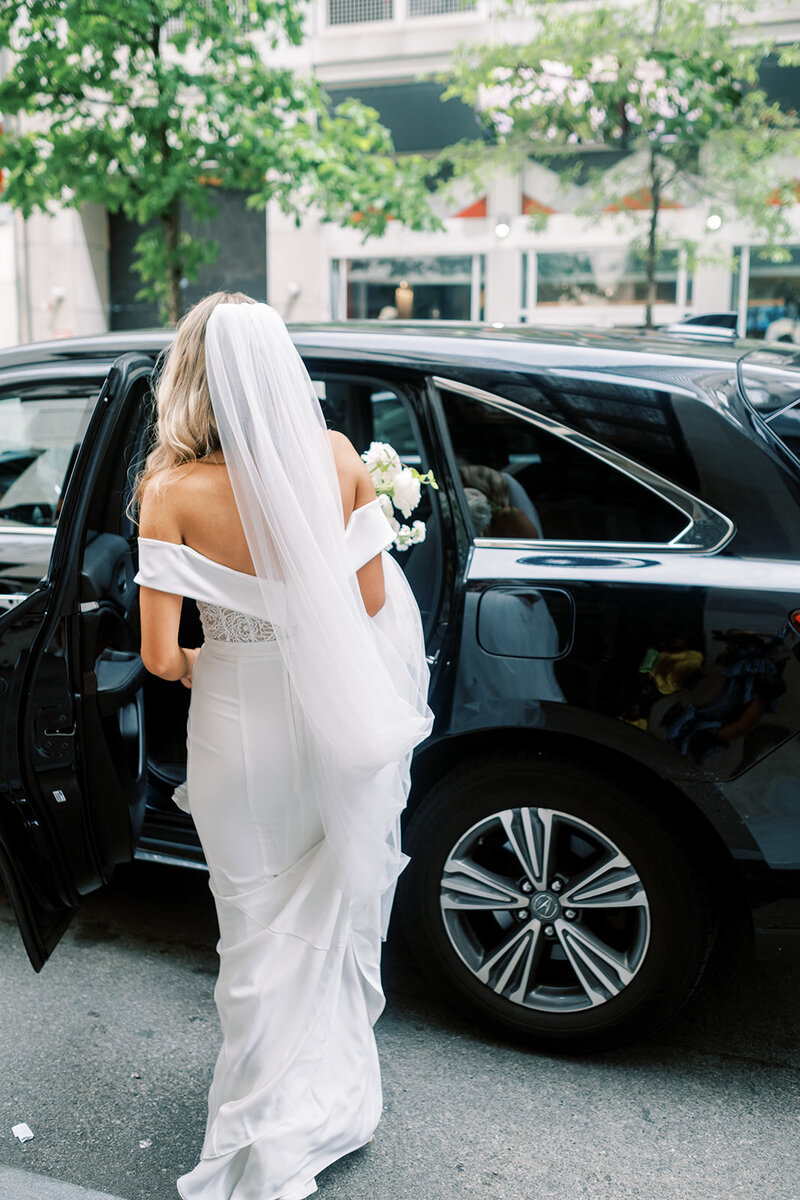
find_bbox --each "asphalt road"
[1,861,798,1200]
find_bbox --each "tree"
[439,0,800,326]
[0,0,439,324]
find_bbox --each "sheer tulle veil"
[203,303,433,928]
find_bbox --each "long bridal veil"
[204,303,433,927]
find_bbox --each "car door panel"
[0,354,154,969]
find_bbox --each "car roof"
[3,321,800,378]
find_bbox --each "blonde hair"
[133,290,256,513]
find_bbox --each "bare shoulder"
[327,429,377,512]
[328,430,370,478]
[139,463,214,541]
[327,429,360,462]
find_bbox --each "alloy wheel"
[440,806,651,1013]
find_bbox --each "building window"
[327,0,393,23]
[326,0,474,21]
[731,244,800,340]
[527,247,688,310]
[335,255,484,321]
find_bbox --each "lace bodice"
[197,600,278,643]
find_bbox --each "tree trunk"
[644,150,662,330]
[162,199,182,326]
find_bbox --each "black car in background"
[0,324,799,1052]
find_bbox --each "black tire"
[400,753,718,1052]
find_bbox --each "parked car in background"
[0,324,799,1052]
[663,305,792,342]
[662,311,740,340]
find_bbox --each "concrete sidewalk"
[0,1165,126,1200]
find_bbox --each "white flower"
[377,493,394,520]
[589,55,618,84]
[391,467,422,518]
[567,79,592,107]
[634,58,666,93]
[394,524,414,551]
[589,105,607,131]
[361,441,402,488]
[410,520,426,544]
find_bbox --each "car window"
[0,384,96,528]
[310,372,441,624]
[437,385,688,544]
[370,389,421,464]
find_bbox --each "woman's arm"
[138,480,199,685]
[329,431,386,617]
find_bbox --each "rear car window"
[0,383,96,528]
[438,385,688,544]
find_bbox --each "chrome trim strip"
[473,537,705,554]
[0,365,109,388]
[134,848,208,872]
[467,544,800,592]
[432,375,736,556]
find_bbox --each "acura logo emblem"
[531,893,560,920]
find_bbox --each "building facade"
[2,2,800,345]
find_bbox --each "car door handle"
[93,649,147,717]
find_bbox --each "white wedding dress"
[135,497,411,1200]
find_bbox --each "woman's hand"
[180,646,201,688]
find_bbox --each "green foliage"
[0,0,440,321]
[437,0,800,323]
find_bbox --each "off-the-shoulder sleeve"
[345,500,394,573]
[134,538,190,597]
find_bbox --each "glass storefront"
[335,255,484,321]
[533,247,688,308]
[731,245,800,339]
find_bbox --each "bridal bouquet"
[361,441,438,551]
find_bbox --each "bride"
[133,292,434,1199]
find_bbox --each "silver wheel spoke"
[509,923,542,1004]
[498,807,555,889]
[477,920,542,997]
[563,852,647,910]
[441,856,523,911]
[557,920,635,1006]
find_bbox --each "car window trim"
[431,375,735,556]
[0,366,109,391]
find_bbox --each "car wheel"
[401,753,717,1052]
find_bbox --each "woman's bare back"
[145,430,375,579]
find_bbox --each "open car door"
[0,354,155,970]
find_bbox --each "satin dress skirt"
[175,637,385,1200]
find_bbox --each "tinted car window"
[0,384,95,528]
[438,386,687,544]
[310,372,441,623]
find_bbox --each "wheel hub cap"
[530,892,561,921]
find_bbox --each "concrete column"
[267,202,332,321]
[23,205,109,340]
[0,212,20,348]
[484,173,522,323]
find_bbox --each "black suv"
[1,324,799,1052]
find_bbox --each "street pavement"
[0,860,798,1200]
